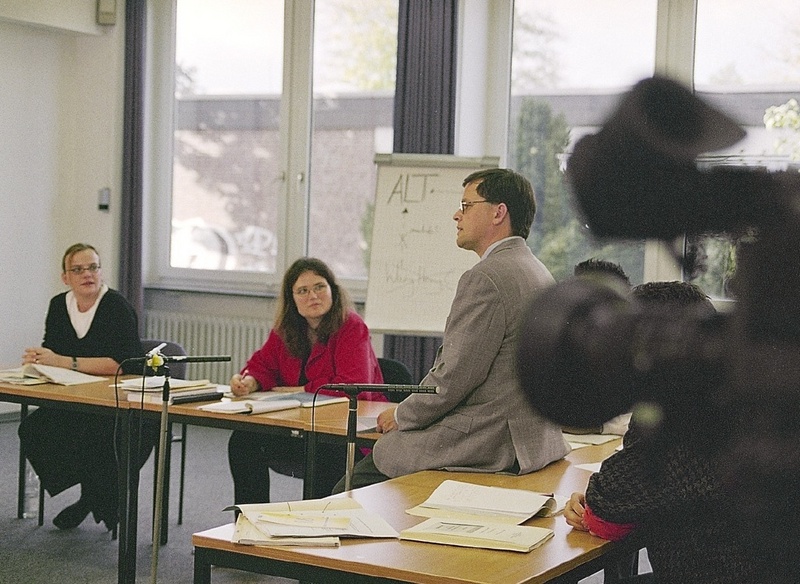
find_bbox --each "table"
[192,439,633,584]
[1,379,386,584]
[0,377,139,584]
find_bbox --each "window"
[690,0,800,299]
[509,0,658,284]
[146,0,397,294]
[170,0,284,275]
[308,0,398,279]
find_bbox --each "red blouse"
[242,311,387,402]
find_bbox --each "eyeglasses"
[458,200,492,213]
[67,264,101,275]
[293,282,329,297]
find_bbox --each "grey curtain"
[118,0,147,328]
[384,0,458,383]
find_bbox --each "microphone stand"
[135,352,230,584]
[321,384,438,491]
[151,363,171,584]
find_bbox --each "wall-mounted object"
[97,0,116,25]
[98,187,110,211]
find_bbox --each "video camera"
[515,76,800,574]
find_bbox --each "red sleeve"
[242,330,299,392]
[306,313,387,402]
[583,503,636,541]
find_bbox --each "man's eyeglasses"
[458,200,491,213]
[294,282,329,297]
[67,264,101,275]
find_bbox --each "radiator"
[144,311,270,384]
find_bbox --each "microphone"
[320,383,438,396]
[146,343,167,357]
[155,354,231,364]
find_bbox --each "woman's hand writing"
[564,492,589,531]
[230,372,259,396]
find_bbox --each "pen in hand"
[230,369,254,397]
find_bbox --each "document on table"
[0,364,106,386]
[201,391,347,414]
[229,498,398,546]
[406,480,561,525]
[117,376,215,392]
[563,432,620,445]
[400,518,554,553]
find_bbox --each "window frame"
[144,0,781,301]
[143,0,314,297]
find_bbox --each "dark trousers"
[227,430,363,504]
[331,452,390,494]
[18,407,158,524]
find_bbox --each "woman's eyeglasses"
[67,264,101,275]
[293,282,329,297]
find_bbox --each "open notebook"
[0,364,106,386]
[199,391,346,414]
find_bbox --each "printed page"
[232,514,340,547]
[406,480,556,524]
[400,518,553,552]
[234,499,397,539]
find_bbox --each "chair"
[18,341,188,539]
[141,339,189,542]
[377,357,414,402]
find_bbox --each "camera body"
[516,76,800,572]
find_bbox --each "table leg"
[193,546,213,584]
[302,429,316,499]
[17,404,29,519]
[117,409,141,584]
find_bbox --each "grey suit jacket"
[373,237,570,478]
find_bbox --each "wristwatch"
[71,356,78,371]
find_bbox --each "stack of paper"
[230,498,398,547]
[118,376,215,392]
[400,480,561,553]
[118,376,222,404]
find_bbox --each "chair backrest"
[141,339,188,380]
[378,357,414,403]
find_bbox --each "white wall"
[0,3,125,367]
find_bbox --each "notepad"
[198,399,304,414]
[400,518,553,553]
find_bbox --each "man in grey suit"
[333,168,569,492]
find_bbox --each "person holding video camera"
[563,281,758,583]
